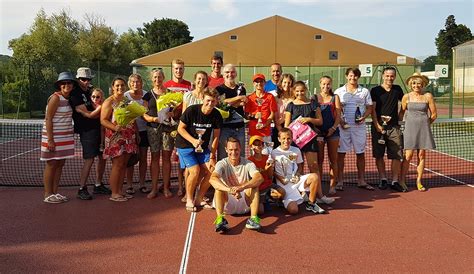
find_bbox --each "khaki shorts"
[371,126,403,160]
[147,125,176,152]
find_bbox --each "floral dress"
[103,102,138,159]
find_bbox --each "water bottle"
[355,105,362,123]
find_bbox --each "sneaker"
[214,215,229,233]
[305,202,327,214]
[93,184,112,195]
[378,179,388,190]
[316,196,335,205]
[390,181,404,192]
[245,216,262,231]
[77,187,93,200]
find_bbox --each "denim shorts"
[177,147,210,169]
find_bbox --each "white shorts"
[213,190,250,215]
[276,174,311,208]
[338,125,367,154]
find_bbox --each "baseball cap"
[252,73,266,82]
[249,135,264,146]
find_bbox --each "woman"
[142,68,174,199]
[40,72,76,203]
[101,77,138,202]
[316,76,341,194]
[272,73,295,148]
[399,73,437,192]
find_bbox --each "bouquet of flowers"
[114,98,147,127]
[215,94,230,119]
[156,92,183,112]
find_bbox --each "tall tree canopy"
[138,18,193,55]
[435,15,472,62]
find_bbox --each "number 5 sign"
[359,64,373,77]
[435,65,449,78]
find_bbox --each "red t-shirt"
[248,155,272,190]
[163,80,191,93]
[245,92,277,137]
[208,75,224,89]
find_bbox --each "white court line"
[179,211,196,274]
[431,149,474,163]
[409,162,474,188]
[0,138,24,145]
[2,147,39,161]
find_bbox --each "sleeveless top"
[40,92,74,161]
[103,100,138,159]
[317,95,340,135]
[403,93,436,150]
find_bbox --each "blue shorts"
[177,147,210,169]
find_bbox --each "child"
[247,135,285,214]
[245,74,277,143]
[271,128,330,215]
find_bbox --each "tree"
[421,55,438,71]
[116,29,147,72]
[435,15,472,63]
[138,18,193,55]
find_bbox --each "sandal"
[328,187,336,195]
[55,193,69,202]
[109,196,128,202]
[147,191,158,199]
[357,184,375,191]
[186,205,197,212]
[123,193,134,199]
[43,194,63,204]
[177,189,184,196]
[335,183,344,191]
[181,196,187,203]
[197,201,213,210]
[126,186,135,194]
[163,189,173,198]
[417,183,426,192]
[139,186,151,194]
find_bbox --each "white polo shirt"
[334,85,372,126]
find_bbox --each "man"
[264,63,282,96]
[176,89,222,212]
[335,68,373,190]
[371,67,405,192]
[164,59,192,193]
[215,64,247,160]
[210,137,264,232]
[164,58,192,93]
[124,73,150,195]
[69,67,110,200]
[208,55,224,89]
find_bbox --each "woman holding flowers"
[101,77,139,202]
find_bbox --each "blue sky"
[0,0,472,59]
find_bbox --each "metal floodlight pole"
[450,48,455,118]
[462,62,465,117]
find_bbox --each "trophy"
[288,153,299,183]
[195,128,206,153]
[378,115,392,145]
[263,141,274,164]
[255,98,264,129]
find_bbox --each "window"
[329,51,338,60]
[315,34,322,40]
[230,35,238,40]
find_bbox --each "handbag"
[288,116,317,149]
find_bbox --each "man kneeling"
[210,137,264,232]
[272,128,327,215]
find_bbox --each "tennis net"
[1,118,473,187]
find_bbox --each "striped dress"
[40,92,75,161]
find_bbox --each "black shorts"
[79,128,101,159]
[139,131,149,148]
[298,138,319,153]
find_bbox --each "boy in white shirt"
[271,128,332,215]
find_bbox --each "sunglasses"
[79,78,92,82]
[91,95,101,99]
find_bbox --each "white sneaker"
[316,196,335,205]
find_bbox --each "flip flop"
[197,201,213,210]
[181,196,187,203]
[357,184,375,191]
[126,186,135,194]
[123,193,134,199]
[109,196,128,202]
[335,184,344,191]
[177,189,184,196]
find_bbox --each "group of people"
[41,58,437,232]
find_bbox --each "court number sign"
[435,65,449,78]
[359,64,373,77]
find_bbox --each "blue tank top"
[318,95,339,135]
